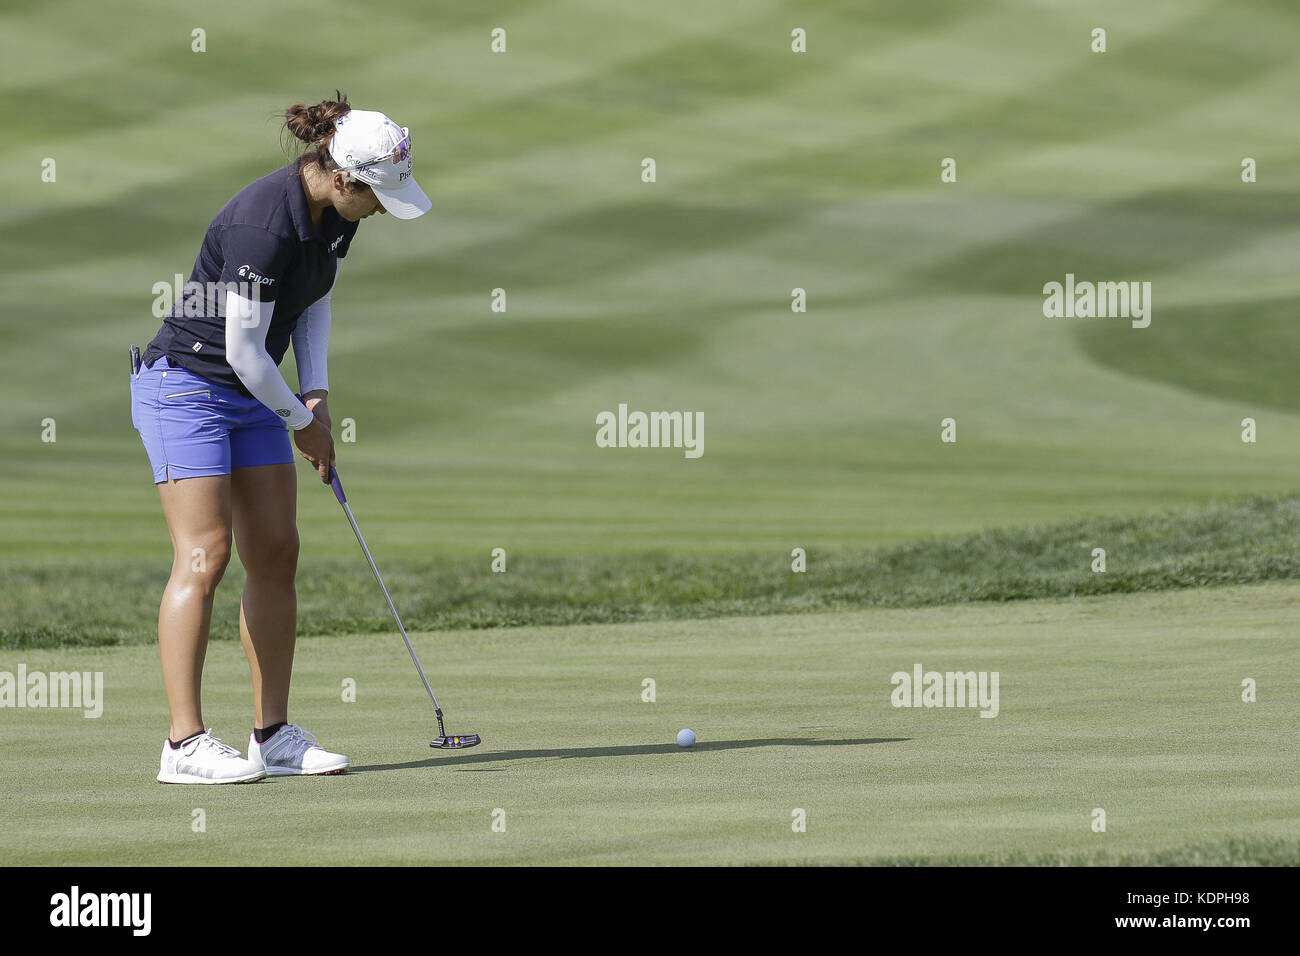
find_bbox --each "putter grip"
[329,466,347,505]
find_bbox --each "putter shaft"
[332,475,443,722]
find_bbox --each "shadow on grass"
[351,737,909,773]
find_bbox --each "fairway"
[6,0,1300,567]
[3,584,1296,866]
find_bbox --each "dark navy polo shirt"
[143,158,358,395]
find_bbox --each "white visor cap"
[327,109,431,220]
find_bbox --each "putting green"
[2,583,1295,865]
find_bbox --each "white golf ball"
[677,728,696,748]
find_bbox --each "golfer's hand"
[294,418,335,483]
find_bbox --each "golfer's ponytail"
[284,92,350,148]
[282,92,361,187]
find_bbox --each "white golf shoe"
[249,724,350,777]
[157,730,267,784]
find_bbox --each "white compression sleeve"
[291,267,336,395]
[224,289,314,430]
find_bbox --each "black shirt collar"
[284,159,319,244]
[284,159,354,252]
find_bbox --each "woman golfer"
[129,95,430,783]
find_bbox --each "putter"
[328,466,480,750]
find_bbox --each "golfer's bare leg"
[231,462,299,729]
[156,473,232,741]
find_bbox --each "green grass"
[5,0,1300,565]
[7,494,1300,649]
[2,584,1296,866]
[865,839,1300,867]
[3,0,1300,865]
[1077,292,1300,410]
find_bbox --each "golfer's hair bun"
[284,91,351,144]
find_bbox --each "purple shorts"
[130,356,294,484]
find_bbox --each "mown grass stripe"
[7,494,1300,648]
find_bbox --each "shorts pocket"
[163,388,212,400]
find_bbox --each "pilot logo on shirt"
[236,264,276,286]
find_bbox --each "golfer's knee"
[173,537,231,594]
[246,528,299,581]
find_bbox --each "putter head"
[431,733,481,750]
